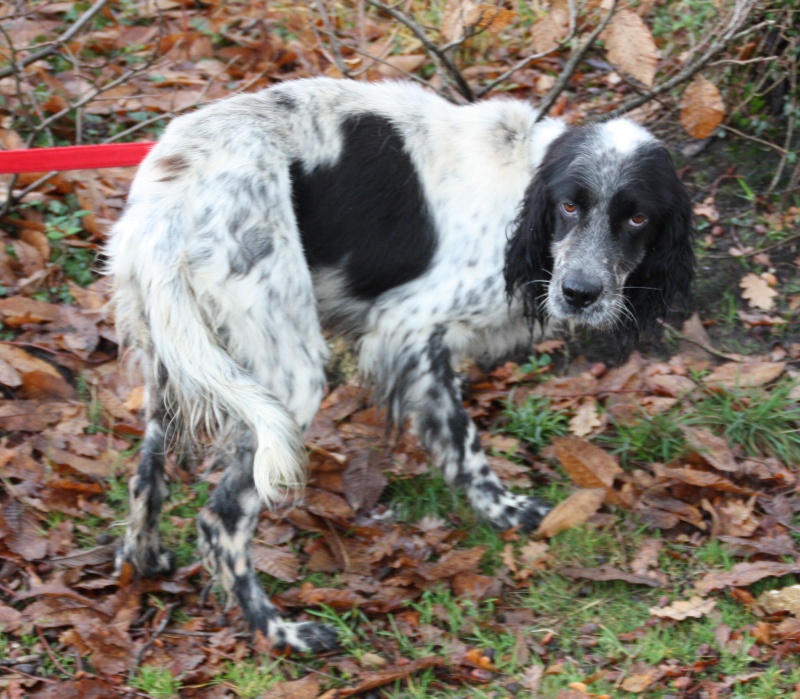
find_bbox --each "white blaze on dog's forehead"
[600,119,655,154]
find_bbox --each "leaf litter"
[0,2,798,697]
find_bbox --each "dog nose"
[562,276,603,309]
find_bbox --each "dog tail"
[110,230,306,506]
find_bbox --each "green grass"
[682,379,800,464]
[384,471,468,523]
[597,377,800,468]
[503,395,570,452]
[214,659,282,697]
[128,666,183,698]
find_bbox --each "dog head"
[505,118,694,345]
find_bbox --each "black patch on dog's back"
[291,115,436,299]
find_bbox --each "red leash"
[0,142,156,174]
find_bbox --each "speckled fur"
[107,78,693,653]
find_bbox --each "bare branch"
[594,0,758,120]
[477,0,579,99]
[535,0,619,121]
[365,0,474,102]
[0,0,110,80]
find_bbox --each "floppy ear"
[504,175,554,325]
[625,174,695,339]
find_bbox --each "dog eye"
[630,213,648,227]
[561,201,578,215]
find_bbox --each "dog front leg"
[393,327,551,531]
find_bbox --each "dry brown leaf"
[693,197,720,222]
[680,75,725,139]
[560,564,665,587]
[376,54,426,78]
[681,426,737,472]
[261,675,319,699]
[531,14,566,53]
[704,361,785,389]
[441,1,515,42]
[629,539,669,585]
[44,447,111,478]
[317,657,443,699]
[59,618,133,676]
[646,373,696,398]
[534,488,605,538]
[0,296,59,326]
[3,500,48,561]
[620,666,661,693]
[650,596,716,620]
[0,357,22,387]
[695,560,800,594]
[717,498,759,537]
[603,8,658,87]
[452,571,500,602]
[521,664,544,693]
[740,272,778,311]
[53,305,100,360]
[568,397,603,437]
[418,546,486,581]
[757,585,800,616]
[342,449,388,513]
[552,436,625,506]
[251,545,300,582]
[519,540,550,568]
[303,487,354,521]
[652,464,755,495]
[678,312,715,362]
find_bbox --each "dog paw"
[292,621,341,654]
[483,493,551,532]
[116,540,174,578]
[270,621,340,654]
[515,495,552,533]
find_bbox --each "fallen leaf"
[561,564,666,587]
[568,397,603,437]
[0,296,59,326]
[262,675,319,699]
[693,197,720,222]
[418,546,486,581]
[534,488,606,538]
[756,585,800,616]
[740,272,778,311]
[552,437,624,505]
[704,361,786,389]
[317,657,443,698]
[681,426,738,472]
[680,75,725,138]
[603,8,659,87]
[342,449,388,513]
[696,561,800,594]
[252,545,300,582]
[621,665,662,693]
[520,664,544,692]
[652,463,756,495]
[303,488,354,521]
[650,596,716,620]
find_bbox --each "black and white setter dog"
[107,78,693,653]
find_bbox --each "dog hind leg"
[197,425,338,653]
[116,383,173,577]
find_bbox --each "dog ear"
[625,173,695,339]
[504,175,554,325]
